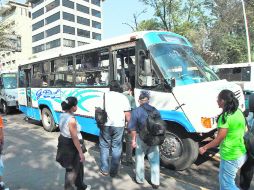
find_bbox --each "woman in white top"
[56,97,91,190]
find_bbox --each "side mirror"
[164,78,176,92]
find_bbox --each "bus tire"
[249,94,254,112]
[1,101,9,115]
[160,129,199,171]
[41,108,56,132]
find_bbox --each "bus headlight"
[201,117,212,128]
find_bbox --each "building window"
[63,12,75,22]
[77,29,90,38]
[33,44,45,54]
[45,12,60,25]
[63,25,75,35]
[78,41,88,46]
[32,8,44,19]
[31,0,44,8]
[32,20,44,31]
[46,39,61,50]
[92,32,101,40]
[63,39,75,47]
[46,25,60,37]
[46,0,60,12]
[91,0,100,6]
[76,4,89,14]
[92,9,101,18]
[77,16,90,26]
[92,21,101,29]
[62,0,74,9]
[32,32,44,42]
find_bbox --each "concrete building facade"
[0,1,32,72]
[29,0,102,57]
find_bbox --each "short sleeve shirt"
[218,109,246,160]
[105,91,131,127]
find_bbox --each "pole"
[241,0,251,63]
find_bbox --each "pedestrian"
[56,97,91,190]
[128,91,160,189]
[0,116,8,190]
[99,80,131,177]
[122,82,136,166]
[125,57,135,88]
[199,89,247,190]
[240,112,254,190]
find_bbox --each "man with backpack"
[128,91,165,189]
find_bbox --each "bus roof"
[20,30,190,65]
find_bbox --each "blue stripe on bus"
[19,105,41,121]
[76,116,100,136]
[159,110,196,132]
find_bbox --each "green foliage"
[139,0,254,64]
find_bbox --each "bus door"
[24,69,32,108]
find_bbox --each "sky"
[15,0,154,39]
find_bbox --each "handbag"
[95,93,108,129]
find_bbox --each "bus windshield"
[149,44,219,86]
[2,74,17,89]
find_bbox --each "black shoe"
[122,160,134,166]
[151,184,159,189]
[110,172,117,178]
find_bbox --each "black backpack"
[139,105,166,146]
[244,117,254,159]
[95,93,107,129]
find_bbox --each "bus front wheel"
[160,129,199,171]
[1,101,9,115]
[41,108,56,132]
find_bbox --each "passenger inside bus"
[125,57,135,88]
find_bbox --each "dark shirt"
[128,103,160,133]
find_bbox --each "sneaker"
[85,185,91,190]
[132,177,143,185]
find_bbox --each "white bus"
[17,31,245,170]
[211,62,254,91]
[0,72,18,114]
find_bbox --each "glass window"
[46,39,61,50]
[78,41,88,46]
[46,0,60,12]
[33,44,45,54]
[91,0,100,6]
[92,9,101,18]
[63,38,75,47]
[31,63,43,87]
[32,8,44,19]
[63,12,75,22]
[32,20,44,31]
[2,73,17,89]
[76,4,89,14]
[77,16,90,26]
[92,32,101,40]
[77,29,90,38]
[62,0,74,9]
[32,32,44,42]
[45,12,60,25]
[31,0,44,8]
[92,21,101,29]
[63,25,75,35]
[75,49,109,87]
[45,25,60,37]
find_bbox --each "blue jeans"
[219,154,247,190]
[135,135,160,185]
[99,126,124,174]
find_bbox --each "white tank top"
[59,112,82,139]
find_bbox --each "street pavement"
[0,112,250,190]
